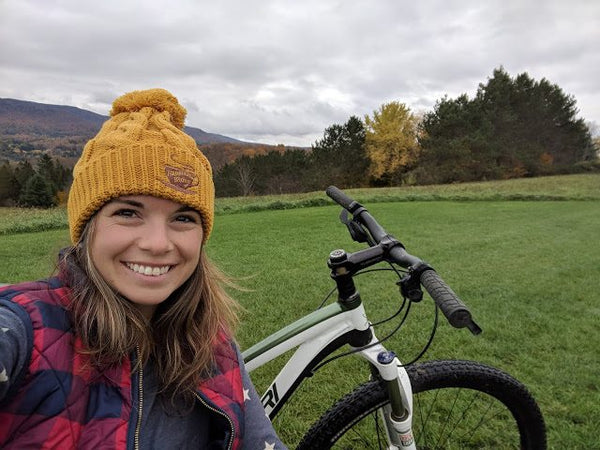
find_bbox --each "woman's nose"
[137,222,175,254]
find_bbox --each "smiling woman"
[0,89,285,449]
[89,196,204,319]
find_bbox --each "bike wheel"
[296,360,546,449]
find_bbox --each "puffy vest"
[0,278,244,449]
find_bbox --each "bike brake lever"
[339,209,370,243]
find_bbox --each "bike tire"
[296,360,546,449]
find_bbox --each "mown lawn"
[1,174,599,448]
[209,200,599,448]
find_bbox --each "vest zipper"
[194,392,235,450]
[134,348,144,450]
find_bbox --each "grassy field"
[1,173,599,448]
[2,173,599,236]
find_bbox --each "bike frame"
[242,298,417,449]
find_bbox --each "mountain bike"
[242,186,546,449]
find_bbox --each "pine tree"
[13,159,36,201]
[0,161,19,205]
[418,67,595,183]
[19,174,56,208]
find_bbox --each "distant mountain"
[0,98,245,162]
[0,98,106,137]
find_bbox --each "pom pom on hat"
[110,88,187,129]
[67,88,214,244]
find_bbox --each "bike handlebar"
[326,186,481,335]
[326,185,359,212]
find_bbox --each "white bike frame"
[242,300,417,449]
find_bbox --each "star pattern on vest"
[264,442,275,450]
[0,327,9,381]
[243,388,250,402]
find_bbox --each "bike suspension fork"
[361,345,416,449]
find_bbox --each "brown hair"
[61,216,239,403]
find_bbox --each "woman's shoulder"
[212,329,239,362]
[0,277,72,329]
[0,277,70,305]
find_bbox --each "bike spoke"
[436,389,480,448]
[413,388,523,449]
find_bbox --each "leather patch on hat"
[161,154,199,194]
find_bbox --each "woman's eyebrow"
[176,205,200,214]
[107,199,199,215]
[109,199,144,208]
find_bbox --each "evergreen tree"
[0,161,19,205]
[37,153,58,192]
[418,94,493,183]
[13,159,36,202]
[311,116,368,189]
[19,174,56,208]
[418,67,594,183]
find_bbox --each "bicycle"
[242,186,546,449]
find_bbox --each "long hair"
[61,216,239,403]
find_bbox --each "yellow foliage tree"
[364,101,420,183]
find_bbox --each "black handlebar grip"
[420,270,482,335]
[326,186,359,212]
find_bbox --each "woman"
[0,89,285,449]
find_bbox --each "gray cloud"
[1,0,598,146]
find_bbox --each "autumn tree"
[364,102,420,185]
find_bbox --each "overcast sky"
[1,0,598,146]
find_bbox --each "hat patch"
[162,163,199,194]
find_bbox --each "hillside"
[0,98,245,162]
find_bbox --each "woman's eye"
[114,209,137,218]
[175,214,198,223]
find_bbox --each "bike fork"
[359,343,417,450]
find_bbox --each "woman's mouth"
[125,263,172,276]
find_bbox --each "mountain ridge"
[0,98,247,161]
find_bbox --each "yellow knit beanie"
[67,88,214,244]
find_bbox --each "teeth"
[126,263,171,276]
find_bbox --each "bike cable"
[310,293,413,373]
[397,302,438,367]
[316,266,406,310]
[311,266,439,372]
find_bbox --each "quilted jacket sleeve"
[0,303,30,403]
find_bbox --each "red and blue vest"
[0,278,244,449]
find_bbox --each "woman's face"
[90,195,204,319]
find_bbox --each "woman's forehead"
[107,195,201,215]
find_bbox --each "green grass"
[0,207,69,235]
[207,201,600,448]
[214,173,600,214]
[1,173,599,448]
[2,173,598,236]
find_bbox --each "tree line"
[214,67,597,196]
[1,67,597,206]
[0,154,71,207]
